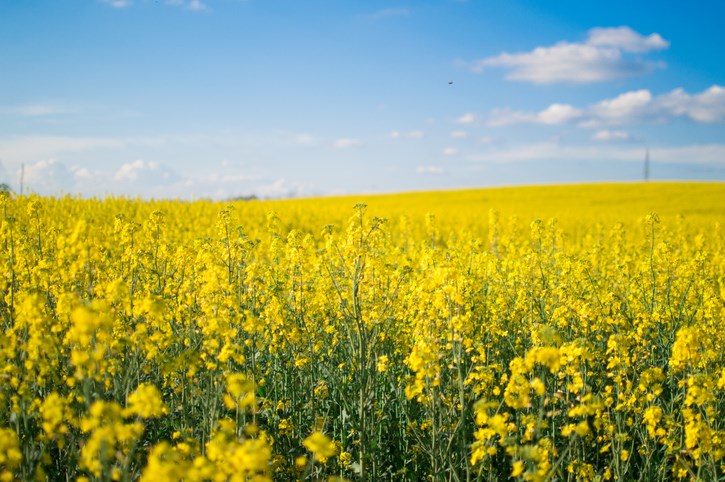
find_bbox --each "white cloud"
[468,142,725,166]
[188,0,208,11]
[587,26,669,53]
[178,172,260,199]
[488,103,582,126]
[0,136,125,163]
[333,138,362,149]
[72,167,95,180]
[472,26,668,84]
[587,89,653,125]
[449,130,467,139]
[537,103,583,125]
[456,113,476,124]
[487,108,531,127]
[14,158,245,198]
[487,85,725,128]
[592,130,632,141]
[218,174,257,183]
[197,173,257,184]
[657,85,725,123]
[416,166,446,175]
[255,178,314,198]
[293,133,318,146]
[102,0,208,10]
[584,85,725,127]
[21,159,75,195]
[648,144,725,166]
[115,160,150,182]
[100,0,131,7]
[443,147,459,156]
[391,130,424,139]
[114,159,180,184]
[1,149,312,199]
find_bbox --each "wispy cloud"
[585,85,725,126]
[72,167,97,181]
[486,85,725,127]
[587,26,669,53]
[537,104,585,125]
[101,0,208,11]
[468,142,725,166]
[166,0,209,11]
[292,133,319,146]
[195,172,258,184]
[488,103,583,126]
[333,138,362,149]
[456,113,476,124]
[416,165,446,175]
[443,147,459,156]
[2,103,77,117]
[21,159,76,195]
[114,159,179,183]
[368,8,410,18]
[255,178,315,198]
[592,130,633,142]
[584,89,654,126]
[280,132,320,147]
[0,136,126,162]
[390,130,424,139]
[472,26,669,84]
[17,157,274,199]
[188,0,208,11]
[100,0,131,8]
[449,130,467,139]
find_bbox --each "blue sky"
[1,0,724,199]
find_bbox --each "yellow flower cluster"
[0,428,22,482]
[0,182,722,481]
[303,431,338,462]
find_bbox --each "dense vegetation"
[0,182,723,481]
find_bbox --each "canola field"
[0,182,724,481]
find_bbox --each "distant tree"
[229,194,258,202]
[0,183,10,193]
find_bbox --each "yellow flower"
[339,450,353,467]
[0,428,22,480]
[313,380,329,399]
[295,455,308,469]
[376,355,390,373]
[126,383,168,419]
[643,406,663,438]
[511,460,525,477]
[303,432,338,462]
[40,392,68,440]
[620,449,629,462]
[278,418,294,436]
[224,373,256,411]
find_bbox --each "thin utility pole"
[19,163,24,195]
[643,147,650,182]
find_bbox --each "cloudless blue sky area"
[1,0,724,198]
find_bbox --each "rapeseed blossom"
[0,183,722,481]
[303,432,338,462]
